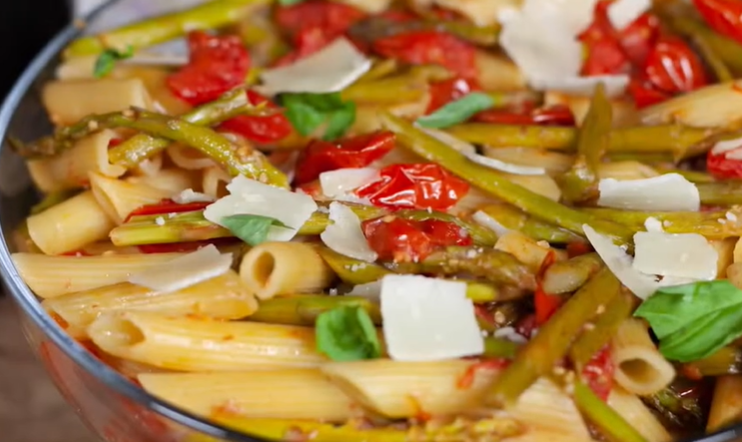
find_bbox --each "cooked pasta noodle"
[167,145,217,170]
[89,173,173,224]
[126,168,197,194]
[239,242,334,300]
[607,386,672,442]
[611,319,676,396]
[708,375,742,432]
[130,153,164,177]
[201,165,232,199]
[87,312,325,371]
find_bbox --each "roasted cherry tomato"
[644,36,708,94]
[372,30,478,79]
[272,26,336,66]
[627,77,672,109]
[356,163,470,211]
[219,90,293,144]
[124,199,211,223]
[427,77,479,114]
[582,345,615,402]
[293,131,396,185]
[619,13,660,66]
[534,250,562,326]
[473,105,576,126]
[167,31,250,106]
[707,141,742,179]
[693,0,742,46]
[566,241,594,258]
[362,216,472,262]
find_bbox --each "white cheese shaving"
[128,245,232,293]
[493,326,528,344]
[204,176,317,242]
[644,217,665,233]
[472,210,512,237]
[155,216,165,226]
[632,232,718,280]
[320,202,378,262]
[597,174,700,212]
[582,225,659,300]
[607,0,651,30]
[381,274,484,361]
[531,75,630,98]
[172,188,216,204]
[256,38,372,96]
[711,136,742,158]
[348,281,382,302]
[319,168,379,199]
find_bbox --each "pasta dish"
[10,0,742,440]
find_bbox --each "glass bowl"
[3,1,742,442]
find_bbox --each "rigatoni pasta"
[611,319,676,396]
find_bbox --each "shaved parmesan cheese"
[419,126,477,156]
[644,217,664,233]
[598,174,700,212]
[711,136,742,156]
[204,176,317,242]
[633,232,718,280]
[532,75,630,98]
[381,274,484,361]
[256,38,371,96]
[320,168,379,199]
[129,245,232,293]
[348,281,382,302]
[320,202,378,262]
[473,210,512,237]
[608,0,650,31]
[582,225,658,300]
[172,189,216,204]
[493,326,528,344]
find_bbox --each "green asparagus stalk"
[445,124,712,159]
[569,291,635,368]
[382,112,634,243]
[476,302,526,332]
[583,207,742,239]
[64,0,270,58]
[573,380,649,442]
[110,211,231,246]
[30,190,80,215]
[559,83,611,203]
[395,210,498,246]
[484,337,521,359]
[541,253,603,295]
[250,295,382,326]
[478,205,583,244]
[342,74,429,104]
[643,380,707,432]
[486,268,621,406]
[697,182,742,206]
[654,166,716,183]
[680,346,742,377]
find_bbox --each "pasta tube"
[612,319,676,396]
[126,169,197,194]
[708,375,742,432]
[167,145,217,170]
[87,312,325,371]
[89,173,173,224]
[44,271,258,337]
[607,387,672,442]
[12,252,180,298]
[239,242,334,300]
[26,191,114,255]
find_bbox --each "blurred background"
[1,1,100,441]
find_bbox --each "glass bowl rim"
[2,2,742,442]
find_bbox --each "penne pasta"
[12,252,181,298]
[201,165,232,199]
[26,191,114,256]
[708,375,742,432]
[27,130,126,192]
[239,242,334,300]
[42,78,154,125]
[87,312,325,371]
[89,173,173,224]
[711,238,737,278]
[612,319,676,396]
[130,153,164,177]
[138,370,356,421]
[126,168,197,194]
[43,271,258,338]
[494,231,567,271]
[607,386,672,442]
[167,144,217,170]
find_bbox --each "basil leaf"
[416,92,494,129]
[316,306,382,361]
[634,280,742,339]
[659,305,742,362]
[93,46,134,78]
[221,214,290,246]
[282,92,356,141]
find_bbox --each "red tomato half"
[693,0,742,46]
[124,200,211,223]
[644,36,708,94]
[582,345,616,402]
[219,90,293,144]
[362,217,472,262]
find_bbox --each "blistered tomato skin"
[644,36,709,94]
[707,146,742,179]
[693,0,742,46]
[356,163,470,211]
[582,345,616,402]
[427,77,479,114]
[219,90,293,144]
[166,31,251,106]
[362,217,472,262]
[293,131,396,185]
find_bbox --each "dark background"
[0,1,70,97]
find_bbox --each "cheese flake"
[644,217,664,233]
[320,202,378,262]
[204,176,317,242]
[597,174,700,212]
[607,0,650,30]
[320,168,379,199]
[711,136,742,157]
[380,274,484,361]
[172,188,216,204]
[472,210,512,237]
[256,38,371,96]
[632,232,718,281]
[128,245,232,293]
[348,281,382,302]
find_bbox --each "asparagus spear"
[573,381,649,442]
[642,380,709,433]
[64,0,269,58]
[486,268,621,406]
[445,124,712,159]
[697,182,742,206]
[541,253,603,295]
[681,346,742,377]
[559,83,612,203]
[250,295,382,326]
[478,205,584,244]
[584,207,742,238]
[381,112,634,243]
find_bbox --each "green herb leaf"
[316,306,382,361]
[93,46,135,78]
[221,214,290,247]
[634,280,742,362]
[416,92,494,129]
[282,92,356,141]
